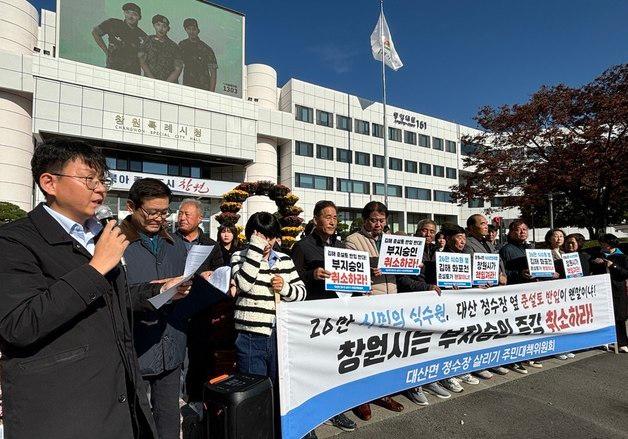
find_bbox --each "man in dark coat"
[120,179,220,438]
[291,200,357,436]
[465,214,507,285]
[0,139,187,439]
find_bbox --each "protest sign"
[436,252,472,288]
[324,247,371,293]
[526,249,555,278]
[472,253,500,286]
[377,234,425,274]
[562,252,584,279]
[277,274,616,439]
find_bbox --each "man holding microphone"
[0,138,188,439]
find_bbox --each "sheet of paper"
[207,266,232,294]
[148,245,214,309]
[184,245,214,277]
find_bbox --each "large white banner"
[277,275,616,439]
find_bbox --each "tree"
[0,202,27,223]
[453,64,628,238]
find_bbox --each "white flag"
[370,11,403,71]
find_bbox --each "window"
[446,167,457,179]
[373,183,402,197]
[143,161,168,175]
[406,187,431,200]
[355,151,370,166]
[432,137,444,150]
[389,127,402,142]
[446,140,457,153]
[337,178,370,194]
[404,131,417,145]
[181,165,191,177]
[372,123,384,138]
[295,141,314,157]
[337,115,352,131]
[355,119,370,135]
[461,142,478,156]
[419,134,430,148]
[295,105,313,123]
[296,173,333,190]
[316,144,333,160]
[468,199,485,208]
[405,160,418,173]
[106,157,116,169]
[191,167,201,178]
[419,162,431,175]
[491,197,506,207]
[434,190,454,203]
[337,148,352,163]
[373,154,385,168]
[316,110,333,127]
[167,164,179,175]
[129,160,142,172]
[389,157,402,171]
[433,165,445,177]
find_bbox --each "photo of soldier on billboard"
[60,0,243,97]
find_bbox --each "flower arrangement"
[281,226,303,238]
[254,180,275,196]
[222,189,249,203]
[220,201,242,213]
[279,205,303,216]
[280,215,304,227]
[216,181,304,248]
[268,184,291,201]
[215,212,240,226]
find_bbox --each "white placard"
[377,234,425,275]
[562,252,584,279]
[324,247,371,293]
[526,249,555,278]
[472,253,500,286]
[436,252,472,288]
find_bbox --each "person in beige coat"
[344,201,403,420]
[345,201,397,295]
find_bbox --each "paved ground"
[317,350,628,439]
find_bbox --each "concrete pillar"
[244,64,278,215]
[0,0,38,210]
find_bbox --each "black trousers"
[616,319,628,347]
[143,366,182,439]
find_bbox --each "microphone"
[94,205,127,268]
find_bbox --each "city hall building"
[0,0,509,233]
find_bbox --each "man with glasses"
[0,138,189,439]
[119,179,211,438]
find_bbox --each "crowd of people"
[0,138,626,439]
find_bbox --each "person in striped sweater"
[231,212,306,386]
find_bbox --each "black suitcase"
[203,373,274,439]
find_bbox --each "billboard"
[58,0,244,98]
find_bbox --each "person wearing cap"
[139,15,183,83]
[179,18,218,92]
[92,3,147,74]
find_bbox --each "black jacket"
[0,204,158,439]
[591,251,628,320]
[291,232,342,301]
[499,240,533,285]
[397,242,436,293]
[175,227,224,271]
[121,217,218,376]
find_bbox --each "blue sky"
[30,0,628,127]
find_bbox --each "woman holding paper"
[563,234,591,276]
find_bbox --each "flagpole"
[380,0,389,208]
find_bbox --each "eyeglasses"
[52,174,113,190]
[139,206,171,219]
